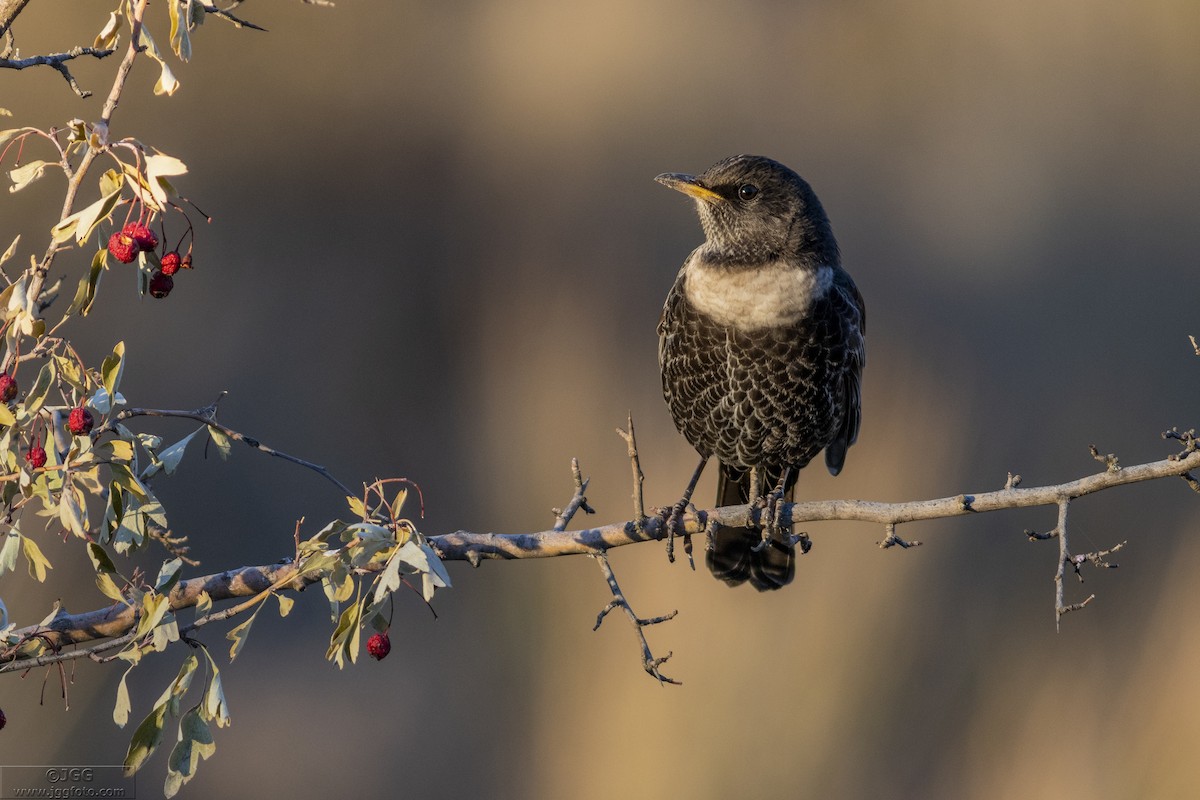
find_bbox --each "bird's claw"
[659,499,696,569]
[750,485,796,553]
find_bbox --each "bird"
[656,154,865,591]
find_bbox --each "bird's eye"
[737,184,759,201]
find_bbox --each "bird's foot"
[658,498,696,570]
[750,485,804,553]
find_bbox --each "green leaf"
[109,463,149,502]
[133,592,170,640]
[325,596,362,669]
[0,403,15,428]
[94,11,120,50]
[87,541,118,573]
[97,438,135,464]
[206,425,231,460]
[135,25,180,100]
[101,341,125,403]
[275,592,294,618]
[56,172,124,245]
[155,557,183,593]
[420,541,452,587]
[194,590,212,619]
[67,252,105,317]
[164,706,215,798]
[0,234,18,267]
[8,159,48,192]
[21,534,52,581]
[113,664,135,727]
[59,485,88,539]
[143,427,200,480]
[96,571,127,603]
[151,615,179,652]
[21,359,56,415]
[145,153,188,208]
[225,601,265,661]
[372,548,405,605]
[0,529,20,575]
[346,495,367,518]
[89,386,124,415]
[54,353,86,392]
[124,654,198,776]
[197,645,229,727]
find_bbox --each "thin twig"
[103,393,355,498]
[195,2,268,31]
[552,458,594,532]
[615,414,646,525]
[589,552,679,685]
[878,523,921,549]
[0,46,116,97]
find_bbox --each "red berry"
[125,222,158,251]
[107,230,138,264]
[26,445,46,470]
[148,271,174,299]
[366,632,391,660]
[181,253,194,270]
[68,406,94,436]
[160,251,182,276]
[0,373,17,403]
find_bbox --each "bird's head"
[656,154,839,268]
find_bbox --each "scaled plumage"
[656,155,866,590]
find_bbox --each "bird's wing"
[824,267,867,475]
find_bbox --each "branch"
[195,3,269,31]
[0,46,117,98]
[106,392,356,498]
[0,0,31,40]
[590,553,679,685]
[3,442,1199,672]
[9,0,150,344]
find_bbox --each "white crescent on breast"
[683,252,833,330]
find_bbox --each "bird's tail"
[706,464,796,591]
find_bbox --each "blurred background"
[3,1,1200,797]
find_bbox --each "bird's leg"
[662,455,707,567]
[751,467,794,553]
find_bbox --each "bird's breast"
[682,254,832,331]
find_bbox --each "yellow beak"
[655,172,723,202]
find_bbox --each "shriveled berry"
[68,406,95,436]
[107,230,138,264]
[148,270,174,299]
[0,707,6,730]
[0,373,17,403]
[125,222,158,251]
[160,251,182,276]
[181,253,193,270]
[366,632,391,660]
[26,445,46,470]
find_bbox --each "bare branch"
[615,414,646,525]
[195,3,268,31]
[3,443,1198,670]
[105,393,356,498]
[0,46,117,98]
[590,552,679,685]
[0,0,32,40]
[551,458,594,532]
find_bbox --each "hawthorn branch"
[590,552,679,685]
[3,441,1199,673]
[17,0,151,337]
[105,392,356,498]
[0,46,117,98]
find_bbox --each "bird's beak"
[655,172,722,202]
